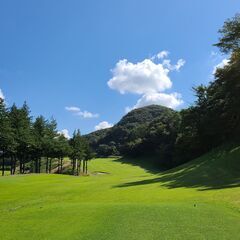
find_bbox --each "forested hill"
[116,105,174,127]
[85,105,180,166]
[86,14,240,168]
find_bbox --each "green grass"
[0,145,239,240]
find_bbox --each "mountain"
[85,105,180,166]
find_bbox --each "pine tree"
[0,99,14,176]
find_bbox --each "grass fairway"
[0,146,240,240]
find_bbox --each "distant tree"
[44,118,58,173]
[69,130,85,175]
[32,116,47,173]
[9,102,33,174]
[82,140,94,174]
[214,13,240,53]
[0,99,15,176]
[55,134,70,173]
[97,144,115,157]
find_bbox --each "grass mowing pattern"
[0,145,239,239]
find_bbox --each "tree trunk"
[22,155,26,174]
[60,157,63,173]
[86,160,88,174]
[76,159,80,176]
[13,156,17,175]
[49,158,52,173]
[19,157,22,174]
[79,160,82,175]
[2,152,5,176]
[46,157,49,173]
[83,160,85,175]
[35,158,38,173]
[58,158,60,173]
[72,159,75,175]
[10,155,13,175]
[38,158,41,173]
[22,162,25,174]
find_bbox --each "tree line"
[86,13,240,168]
[174,13,240,165]
[0,101,93,176]
[1,14,239,173]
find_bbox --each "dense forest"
[1,14,240,174]
[86,14,240,167]
[0,101,93,176]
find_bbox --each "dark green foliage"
[175,14,240,165]
[214,14,240,53]
[0,99,15,175]
[9,102,33,174]
[0,100,92,176]
[97,143,118,157]
[69,130,93,175]
[1,13,240,173]
[86,105,180,167]
[86,13,240,168]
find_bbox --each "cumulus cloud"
[108,51,185,111]
[125,92,183,113]
[151,50,169,60]
[0,89,4,100]
[65,106,99,119]
[162,58,185,71]
[157,50,169,59]
[76,110,99,118]
[108,59,172,94]
[58,129,70,139]
[65,106,80,112]
[95,121,113,131]
[175,59,186,71]
[212,58,229,74]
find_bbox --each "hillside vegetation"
[86,105,180,166]
[1,14,240,177]
[85,14,240,169]
[0,144,239,240]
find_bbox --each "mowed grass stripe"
[0,145,239,239]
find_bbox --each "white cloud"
[95,121,113,131]
[108,51,185,112]
[108,54,185,95]
[108,59,172,94]
[157,50,169,59]
[65,106,80,112]
[210,51,218,57]
[65,106,99,119]
[212,58,229,75]
[0,89,4,100]
[125,92,183,113]
[175,59,186,71]
[151,50,169,60]
[58,129,70,139]
[162,58,185,71]
[76,110,99,118]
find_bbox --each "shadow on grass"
[114,147,240,191]
[114,156,166,174]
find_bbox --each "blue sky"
[0,0,239,137]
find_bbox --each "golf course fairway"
[0,146,239,240]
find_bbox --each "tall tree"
[55,134,70,174]
[9,102,32,174]
[44,118,58,173]
[69,130,85,176]
[214,14,240,53]
[32,116,47,173]
[0,99,14,176]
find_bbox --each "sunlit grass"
[0,146,239,239]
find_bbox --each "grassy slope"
[0,146,239,240]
